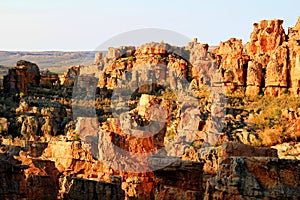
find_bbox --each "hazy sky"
[1,0,300,51]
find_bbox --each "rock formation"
[214,38,248,92]
[40,70,59,86]
[245,19,288,96]
[288,17,300,95]
[150,157,204,200]
[59,65,81,87]
[0,152,28,199]
[3,60,41,95]
[16,60,41,86]
[246,19,286,57]
[245,60,263,95]
[3,65,28,94]
[2,137,300,200]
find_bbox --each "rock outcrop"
[205,157,300,199]
[246,19,286,57]
[150,142,300,200]
[16,60,40,87]
[245,60,263,95]
[0,153,27,200]
[214,38,248,92]
[64,177,125,200]
[76,18,300,97]
[246,19,288,96]
[60,65,81,87]
[288,17,300,95]
[3,60,41,95]
[150,157,204,200]
[3,137,300,200]
[3,65,28,94]
[40,70,59,87]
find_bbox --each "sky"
[0,0,300,51]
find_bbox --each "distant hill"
[0,51,97,71]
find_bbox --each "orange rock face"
[205,157,300,199]
[246,19,286,57]
[3,66,28,94]
[59,65,81,87]
[288,17,300,95]
[16,60,41,86]
[245,60,262,95]
[40,70,59,86]
[245,19,288,96]
[3,60,41,95]
[214,38,248,92]
[0,153,27,199]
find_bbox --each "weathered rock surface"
[183,142,278,173]
[2,136,300,200]
[151,142,300,200]
[246,19,289,96]
[214,38,248,92]
[204,157,300,199]
[151,157,204,200]
[245,60,262,95]
[246,19,286,57]
[3,60,41,95]
[288,17,300,95]
[20,115,39,140]
[3,65,28,94]
[40,70,59,86]
[0,153,27,200]
[18,154,59,200]
[40,139,152,200]
[16,60,41,86]
[64,177,125,200]
[59,65,81,87]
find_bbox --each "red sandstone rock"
[16,60,41,86]
[59,65,81,87]
[151,158,204,200]
[3,66,28,94]
[204,157,300,199]
[40,70,59,86]
[265,45,289,96]
[245,19,288,96]
[214,38,248,92]
[288,17,300,95]
[245,60,262,95]
[246,19,286,57]
[0,153,28,199]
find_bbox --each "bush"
[74,133,80,141]
[258,127,283,146]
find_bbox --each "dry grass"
[257,127,283,147]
